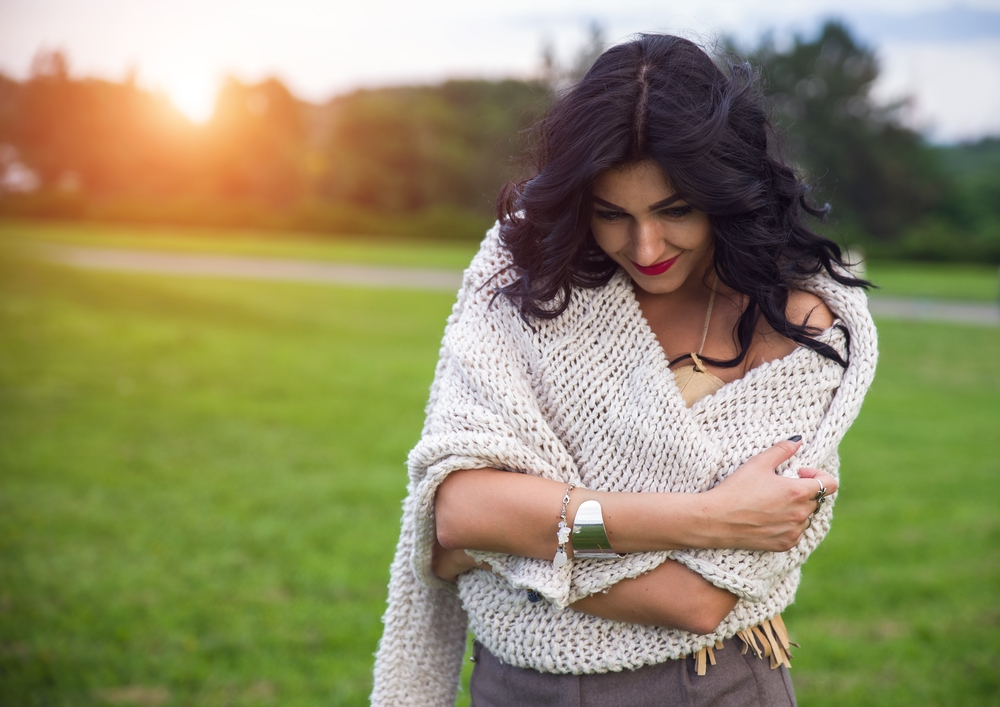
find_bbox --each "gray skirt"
[469,638,797,707]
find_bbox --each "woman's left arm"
[570,560,738,634]
[663,288,875,604]
[433,541,738,634]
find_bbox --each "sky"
[1,0,998,143]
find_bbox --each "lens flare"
[163,75,216,123]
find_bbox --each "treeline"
[0,51,546,240]
[0,22,997,260]
[745,22,1000,262]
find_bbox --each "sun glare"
[163,75,217,124]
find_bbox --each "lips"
[631,255,679,276]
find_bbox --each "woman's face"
[590,160,713,295]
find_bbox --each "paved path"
[36,243,1000,326]
[867,296,999,327]
[37,243,465,292]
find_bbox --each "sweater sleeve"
[401,226,584,609]
[370,493,470,707]
[373,228,578,704]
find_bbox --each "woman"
[371,34,877,706]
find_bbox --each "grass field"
[1,222,999,706]
[865,261,999,303]
[0,220,481,271]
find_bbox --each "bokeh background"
[0,1,998,705]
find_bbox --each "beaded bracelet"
[553,484,575,568]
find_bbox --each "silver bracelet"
[572,499,626,559]
[553,484,575,568]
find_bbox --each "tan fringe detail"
[761,619,790,670]
[737,631,749,655]
[771,613,799,650]
[752,625,771,658]
[694,616,795,677]
[737,628,760,657]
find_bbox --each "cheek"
[590,221,621,256]
[678,220,713,252]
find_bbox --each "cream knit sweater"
[370,225,878,706]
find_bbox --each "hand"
[431,540,490,582]
[698,439,838,552]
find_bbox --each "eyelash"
[595,206,693,221]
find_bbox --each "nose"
[631,219,666,265]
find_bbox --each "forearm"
[569,559,739,635]
[434,440,826,560]
[432,541,737,634]
[434,468,713,560]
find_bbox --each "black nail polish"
[787,435,802,442]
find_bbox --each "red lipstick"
[631,255,678,276]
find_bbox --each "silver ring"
[813,478,827,501]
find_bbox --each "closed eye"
[659,205,693,218]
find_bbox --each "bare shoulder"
[743,290,836,372]
[786,290,835,331]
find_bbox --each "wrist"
[675,487,741,549]
[601,490,727,553]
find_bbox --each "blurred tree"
[5,49,201,198]
[539,21,608,95]
[0,74,19,143]
[904,137,1000,261]
[206,77,306,205]
[750,22,948,241]
[317,79,545,215]
[2,33,988,254]
[569,21,608,83]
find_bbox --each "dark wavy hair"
[496,34,868,368]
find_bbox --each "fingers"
[754,437,803,472]
[796,467,839,496]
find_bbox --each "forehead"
[593,160,676,203]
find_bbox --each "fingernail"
[787,435,802,442]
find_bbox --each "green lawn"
[0,219,480,271]
[1,225,998,706]
[866,261,999,303]
[0,245,456,705]
[785,319,1000,704]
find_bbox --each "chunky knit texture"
[371,225,878,706]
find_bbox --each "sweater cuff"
[566,551,670,605]
[408,454,578,609]
[464,551,575,609]
[409,455,496,592]
[667,548,778,602]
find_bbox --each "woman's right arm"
[435,438,833,560]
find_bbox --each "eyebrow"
[593,194,685,211]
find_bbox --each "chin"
[631,272,684,295]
